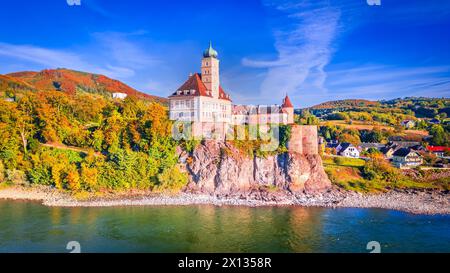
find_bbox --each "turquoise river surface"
[0,200,449,253]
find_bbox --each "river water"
[0,200,449,253]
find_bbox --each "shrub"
[66,167,81,192]
[0,160,4,183]
[6,169,28,185]
[80,164,98,191]
[28,165,53,185]
[183,139,200,153]
[157,166,188,191]
[334,156,345,165]
[362,158,400,182]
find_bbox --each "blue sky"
[0,0,449,107]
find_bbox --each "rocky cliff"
[178,141,331,197]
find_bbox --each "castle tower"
[282,94,294,124]
[201,42,220,99]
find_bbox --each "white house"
[112,93,128,100]
[392,148,423,168]
[401,120,415,129]
[336,143,360,158]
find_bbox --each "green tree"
[430,125,448,146]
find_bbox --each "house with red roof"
[427,146,450,157]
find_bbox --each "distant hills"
[1,68,167,104]
[307,97,450,119]
[310,99,380,110]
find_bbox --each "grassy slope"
[319,120,394,131]
[320,120,429,140]
[322,156,449,192]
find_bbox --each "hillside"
[310,99,380,110]
[303,97,450,146]
[308,97,450,119]
[4,68,167,104]
[0,74,36,92]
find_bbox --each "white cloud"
[327,65,450,87]
[0,31,163,81]
[92,32,161,68]
[242,0,341,101]
[324,64,450,102]
[0,43,84,69]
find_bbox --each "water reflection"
[0,201,449,253]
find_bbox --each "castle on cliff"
[168,43,318,155]
[168,43,295,137]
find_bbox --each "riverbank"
[0,185,448,215]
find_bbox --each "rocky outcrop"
[178,141,331,196]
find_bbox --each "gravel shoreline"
[0,186,448,215]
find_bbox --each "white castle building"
[169,43,294,138]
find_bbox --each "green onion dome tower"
[203,41,218,58]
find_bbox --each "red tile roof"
[427,146,450,152]
[169,73,231,101]
[219,86,232,101]
[170,73,209,97]
[282,95,293,108]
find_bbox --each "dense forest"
[0,89,188,192]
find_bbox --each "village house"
[336,143,360,158]
[400,119,415,129]
[112,92,128,100]
[326,139,339,148]
[3,97,15,102]
[392,148,423,168]
[168,43,294,138]
[359,142,384,152]
[381,141,424,158]
[429,118,441,125]
[381,146,396,159]
[427,146,450,158]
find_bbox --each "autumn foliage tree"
[0,88,186,192]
